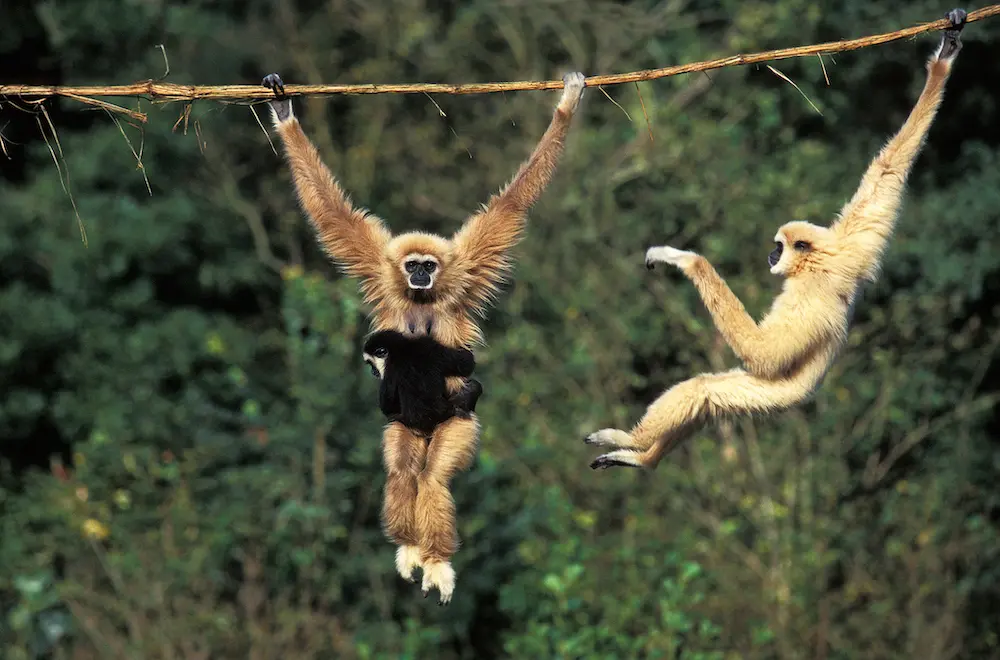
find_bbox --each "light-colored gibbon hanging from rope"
[586,9,968,470]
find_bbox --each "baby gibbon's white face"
[401,253,440,291]
[363,348,387,379]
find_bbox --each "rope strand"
[2,5,996,124]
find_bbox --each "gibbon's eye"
[374,347,388,358]
[404,261,419,273]
[423,261,437,273]
[793,240,812,251]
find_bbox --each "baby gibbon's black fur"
[363,330,483,435]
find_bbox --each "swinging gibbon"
[363,329,483,436]
[586,9,967,471]
[263,71,586,603]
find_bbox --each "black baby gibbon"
[363,330,483,436]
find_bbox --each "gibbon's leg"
[381,422,428,582]
[261,73,391,281]
[829,9,965,270]
[448,72,586,308]
[588,369,806,470]
[415,414,480,605]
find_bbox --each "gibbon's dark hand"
[262,73,293,122]
[938,8,967,60]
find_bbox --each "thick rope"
[2,5,996,123]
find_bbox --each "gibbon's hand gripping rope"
[2,4,998,123]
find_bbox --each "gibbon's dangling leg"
[414,414,480,605]
[381,421,428,582]
[588,369,811,470]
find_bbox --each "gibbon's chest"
[370,305,477,397]
[374,305,477,349]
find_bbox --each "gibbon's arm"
[439,346,476,379]
[379,379,402,418]
[448,73,586,309]
[648,247,831,378]
[829,11,964,276]
[263,74,392,283]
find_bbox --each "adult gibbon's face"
[770,221,830,277]
[401,253,439,291]
[386,232,452,303]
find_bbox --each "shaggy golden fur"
[264,71,586,603]
[587,10,966,471]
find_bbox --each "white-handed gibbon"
[362,329,483,436]
[586,9,967,471]
[262,71,586,603]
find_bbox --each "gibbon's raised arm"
[829,12,964,278]
[263,74,392,282]
[647,247,832,378]
[449,73,585,308]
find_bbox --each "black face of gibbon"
[362,330,482,435]
[404,258,437,289]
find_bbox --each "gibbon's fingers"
[645,245,700,271]
[583,428,636,449]
[261,73,292,123]
[936,8,967,61]
[558,72,587,114]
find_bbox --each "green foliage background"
[1,1,998,658]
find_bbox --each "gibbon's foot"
[557,72,586,114]
[645,245,700,271]
[421,560,456,605]
[590,450,646,470]
[584,428,633,449]
[395,545,422,583]
[938,8,967,60]
[261,72,293,122]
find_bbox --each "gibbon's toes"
[421,561,456,606]
[261,73,286,96]
[395,545,422,583]
[558,72,586,113]
[590,452,644,470]
[584,428,633,448]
